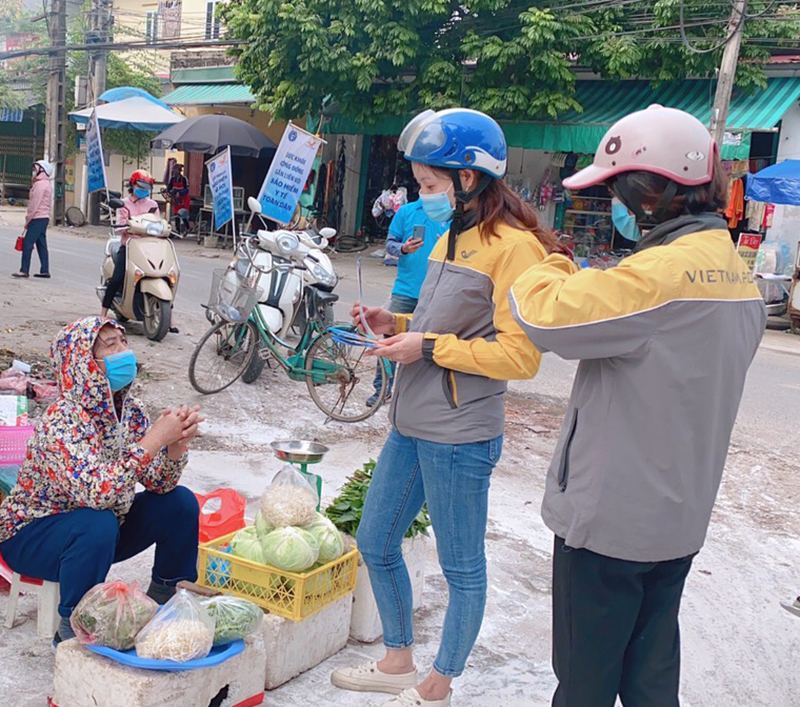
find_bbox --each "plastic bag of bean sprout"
[135,589,215,663]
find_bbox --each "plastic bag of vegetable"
[230,525,266,563]
[306,512,345,563]
[262,526,319,572]
[254,510,274,538]
[135,589,215,662]
[200,596,263,645]
[260,465,317,528]
[70,580,158,650]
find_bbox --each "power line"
[0,37,243,61]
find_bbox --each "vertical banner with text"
[258,124,323,225]
[737,233,763,273]
[206,146,235,230]
[86,110,108,194]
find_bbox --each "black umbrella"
[150,114,276,157]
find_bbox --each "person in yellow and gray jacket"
[331,109,557,707]
[510,106,767,707]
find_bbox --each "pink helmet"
[563,105,717,191]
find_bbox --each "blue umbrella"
[745,159,800,205]
[99,87,170,110]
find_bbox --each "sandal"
[11,272,29,278]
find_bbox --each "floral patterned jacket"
[0,317,187,543]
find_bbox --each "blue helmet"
[398,108,507,179]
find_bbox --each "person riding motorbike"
[166,163,191,231]
[509,105,767,707]
[100,169,178,334]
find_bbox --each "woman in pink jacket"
[13,159,53,279]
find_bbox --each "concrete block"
[261,594,352,690]
[349,535,428,643]
[50,635,267,707]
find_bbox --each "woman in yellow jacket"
[331,109,556,707]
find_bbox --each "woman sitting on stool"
[0,316,203,643]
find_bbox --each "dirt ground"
[1,214,800,706]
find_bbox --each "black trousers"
[21,217,50,275]
[552,536,695,707]
[102,244,126,309]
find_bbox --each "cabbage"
[262,527,319,572]
[306,513,345,564]
[254,510,274,538]
[230,526,266,563]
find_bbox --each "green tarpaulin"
[322,78,800,160]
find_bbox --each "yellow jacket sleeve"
[427,238,545,380]
[509,250,675,360]
[394,313,413,334]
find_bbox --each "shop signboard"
[257,123,323,225]
[206,146,234,229]
[86,111,108,194]
[737,232,763,272]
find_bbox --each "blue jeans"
[356,429,503,678]
[21,217,50,275]
[0,487,199,617]
[372,294,418,395]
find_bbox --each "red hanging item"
[194,488,247,543]
[14,236,24,252]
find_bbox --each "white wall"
[766,102,800,267]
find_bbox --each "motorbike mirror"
[108,198,125,210]
[248,196,263,214]
[319,227,336,240]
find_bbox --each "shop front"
[321,77,800,263]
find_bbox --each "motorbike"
[217,196,338,382]
[96,197,180,342]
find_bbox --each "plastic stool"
[0,552,60,638]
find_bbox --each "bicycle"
[188,234,391,423]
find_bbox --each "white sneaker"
[331,661,419,695]
[381,688,453,707]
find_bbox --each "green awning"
[161,83,254,106]
[323,78,800,160]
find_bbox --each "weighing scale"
[270,440,330,511]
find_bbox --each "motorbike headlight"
[145,222,164,236]
[276,233,299,254]
[311,262,337,288]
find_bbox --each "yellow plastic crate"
[197,530,359,621]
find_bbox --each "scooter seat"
[308,286,339,304]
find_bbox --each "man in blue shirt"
[368,199,450,406]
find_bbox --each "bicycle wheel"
[305,331,388,422]
[188,319,259,394]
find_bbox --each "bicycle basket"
[208,269,261,323]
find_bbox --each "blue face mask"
[133,187,151,199]
[611,199,641,243]
[103,350,138,392]
[419,188,454,223]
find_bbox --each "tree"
[66,12,162,160]
[220,0,800,124]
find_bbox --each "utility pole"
[45,0,67,225]
[710,0,747,148]
[87,0,112,224]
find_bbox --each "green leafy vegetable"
[200,596,263,645]
[306,513,345,563]
[325,460,431,540]
[230,526,266,563]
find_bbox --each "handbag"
[14,236,23,252]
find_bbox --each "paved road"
[0,223,395,323]
[3,222,798,451]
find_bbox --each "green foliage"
[220,0,800,124]
[324,460,431,540]
[65,8,162,160]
